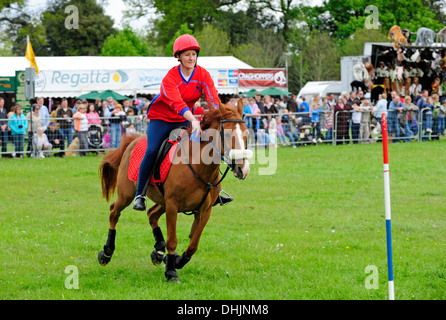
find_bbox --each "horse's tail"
[99,133,140,202]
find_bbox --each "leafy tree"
[164,23,194,57]
[300,31,340,82]
[231,28,285,68]
[302,0,444,41]
[195,25,230,56]
[123,0,242,47]
[338,28,388,57]
[41,0,115,56]
[101,26,152,56]
[0,0,23,10]
[0,0,48,56]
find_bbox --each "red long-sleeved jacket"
[147,65,220,122]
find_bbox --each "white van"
[297,81,343,103]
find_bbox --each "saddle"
[128,128,187,194]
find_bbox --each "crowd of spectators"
[239,89,445,148]
[0,89,444,158]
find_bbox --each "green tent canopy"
[97,90,130,101]
[76,91,100,100]
[259,87,291,96]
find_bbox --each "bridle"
[179,118,249,215]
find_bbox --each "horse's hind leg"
[147,204,166,266]
[98,194,132,266]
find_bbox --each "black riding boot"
[133,195,146,211]
[213,194,234,206]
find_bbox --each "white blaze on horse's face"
[228,123,252,180]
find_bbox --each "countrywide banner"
[238,69,287,88]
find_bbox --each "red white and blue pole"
[381,113,395,300]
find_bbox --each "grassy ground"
[0,140,445,300]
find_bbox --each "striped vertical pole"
[381,113,395,300]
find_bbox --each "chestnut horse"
[97,100,252,282]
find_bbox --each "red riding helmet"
[173,34,201,57]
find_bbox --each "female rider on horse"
[133,34,233,211]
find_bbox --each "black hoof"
[151,250,164,266]
[98,250,112,266]
[165,270,180,283]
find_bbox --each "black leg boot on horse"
[151,226,166,266]
[98,229,116,266]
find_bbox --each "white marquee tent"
[1,56,253,98]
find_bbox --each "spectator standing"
[0,97,8,156]
[36,97,50,131]
[276,116,288,146]
[267,115,277,148]
[86,103,101,125]
[320,97,330,133]
[254,92,265,114]
[351,100,362,144]
[325,105,334,142]
[373,94,388,125]
[401,96,419,142]
[73,101,89,156]
[284,113,299,148]
[326,93,337,109]
[359,99,373,143]
[388,94,405,142]
[299,96,311,125]
[45,122,65,156]
[287,94,299,115]
[264,95,278,114]
[94,98,102,112]
[242,97,253,130]
[55,98,74,147]
[310,101,324,142]
[8,104,27,158]
[437,98,446,136]
[334,97,352,145]
[26,104,42,157]
[105,99,126,148]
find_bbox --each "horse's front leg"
[175,206,213,270]
[164,203,179,282]
[147,204,166,266]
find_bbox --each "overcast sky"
[27,0,134,29]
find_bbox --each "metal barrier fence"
[0,115,148,158]
[0,110,443,158]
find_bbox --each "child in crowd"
[34,127,52,158]
[438,98,446,135]
[276,116,288,146]
[242,97,253,130]
[267,115,277,148]
[310,102,324,143]
[424,96,434,133]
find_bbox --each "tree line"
[1,0,445,93]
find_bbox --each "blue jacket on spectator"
[388,100,405,119]
[9,114,28,135]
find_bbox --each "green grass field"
[0,140,445,300]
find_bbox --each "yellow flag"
[25,36,39,75]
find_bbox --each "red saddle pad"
[128,138,178,185]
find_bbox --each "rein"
[179,118,245,215]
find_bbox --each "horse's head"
[219,100,252,180]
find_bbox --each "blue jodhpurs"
[135,119,188,196]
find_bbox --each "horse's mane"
[200,107,221,130]
[200,104,238,130]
